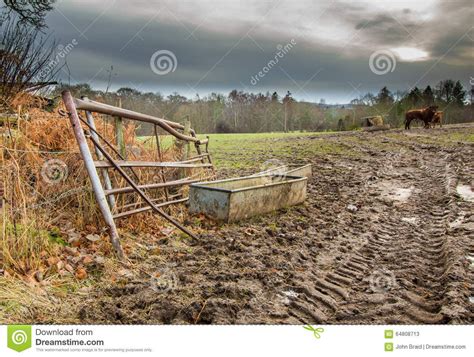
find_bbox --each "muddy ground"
[77,124,473,324]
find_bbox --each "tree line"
[52,81,473,135]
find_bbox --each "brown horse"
[430,111,443,128]
[405,106,438,130]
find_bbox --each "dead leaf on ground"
[85,234,101,242]
[160,227,175,236]
[244,227,258,236]
[75,268,87,280]
[47,256,59,267]
[82,256,94,265]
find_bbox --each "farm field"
[4,124,472,325]
[1,1,473,354]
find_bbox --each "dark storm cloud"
[43,0,473,103]
[424,0,473,63]
[355,15,396,30]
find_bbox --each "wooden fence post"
[181,118,191,178]
[115,98,126,158]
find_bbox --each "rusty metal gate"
[61,91,214,260]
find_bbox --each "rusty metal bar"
[113,197,188,219]
[75,97,185,130]
[88,133,199,239]
[203,135,215,176]
[120,193,183,211]
[84,108,116,209]
[104,177,199,196]
[62,91,125,260]
[94,160,212,169]
[191,132,215,178]
[73,97,201,143]
[181,154,210,162]
[195,138,209,145]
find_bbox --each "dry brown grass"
[0,94,214,322]
[1,98,205,271]
[0,276,79,324]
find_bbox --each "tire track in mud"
[388,150,450,324]
[287,133,472,324]
[286,139,385,323]
[391,136,473,323]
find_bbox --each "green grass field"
[139,131,352,171]
[139,127,474,171]
[139,131,325,148]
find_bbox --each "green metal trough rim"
[190,174,307,194]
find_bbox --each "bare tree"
[0,17,58,105]
[105,65,117,94]
[2,0,55,29]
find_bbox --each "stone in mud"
[346,204,358,212]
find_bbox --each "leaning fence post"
[62,91,125,261]
[154,124,169,201]
[181,118,191,178]
[115,98,126,158]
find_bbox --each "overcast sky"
[42,0,473,103]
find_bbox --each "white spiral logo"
[369,50,396,75]
[258,159,287,183]
[11,330,28,345]
[150,268,178,293]
[368,269,397,293]
[150,50,178,75]
[41,159,68,184]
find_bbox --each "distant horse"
[404,106,438,130]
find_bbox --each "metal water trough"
[189,174,308,222]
